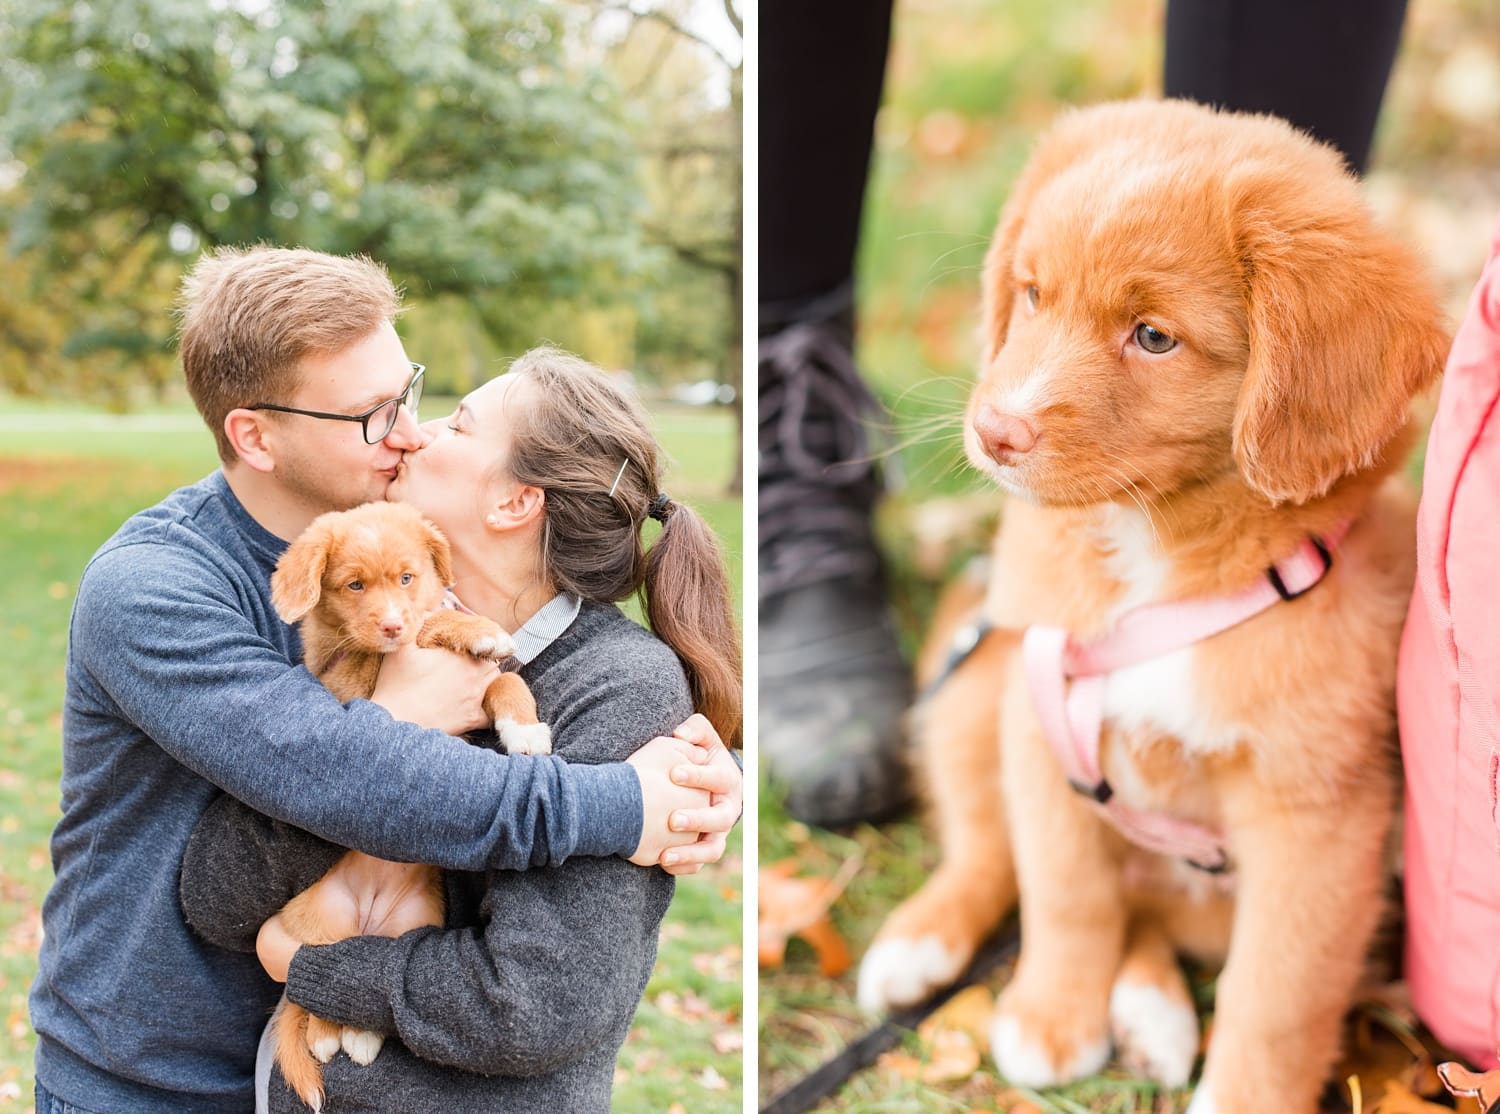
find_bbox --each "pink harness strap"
[1023,521,1352,873]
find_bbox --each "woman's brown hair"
[502,348,742,747]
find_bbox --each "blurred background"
[758,0,1499,1110]
[0,1,742,1111]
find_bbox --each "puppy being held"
[858,99,1448,1114]
[265,499,549,1112]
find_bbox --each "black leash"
[916,614,997,705]
[760,923,1022,1114]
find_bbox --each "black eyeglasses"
[249,363,425,444]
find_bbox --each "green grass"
[0,401,742,1113]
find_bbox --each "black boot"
[759,284,914,827]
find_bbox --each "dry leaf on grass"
[711,1029,744,1055]
[757,855,861,977]
[875,986,996,1085]
[917,985,995,1048]
[697,1066,730,1091]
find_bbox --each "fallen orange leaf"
[919,1027,981,1083]
[798,917,852,978]
[876,1050,924,1081]
[917,985,995,1048]
[757,856,861,977]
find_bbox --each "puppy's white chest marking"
[1094,507,1239,755]
[1098,504,1169,620]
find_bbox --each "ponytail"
[643,501,743,749]
[501,347,743,747]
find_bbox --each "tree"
[597,0,742,491]
[0,0,654,395]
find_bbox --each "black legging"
[760,0,1409,310]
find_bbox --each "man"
[30,246,741,1113]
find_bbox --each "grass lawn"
[757,0,1499,1110]
[0,399,743,1113]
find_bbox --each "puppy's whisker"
[887,374,974,406]
[1097,448,1187,544]
[1096,460,1164,550]
[895,230,992,245]
[926,240,991,272]
[917,264,985,301]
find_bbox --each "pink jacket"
[1400,215,1500,1070]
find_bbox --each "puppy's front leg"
[991,668,1124,1088]
[1191,780,1392,1114]
[418,611,517,662]
[859,629,1018,1012]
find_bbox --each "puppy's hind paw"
[1109,979,1198,1088]
[857,936,965,1013]
[498,719,552,756]
[310,1030,341,1064]
[341,1027,384,1065]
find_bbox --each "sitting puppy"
[266,500,549,1112]
[858,100,1448,1114]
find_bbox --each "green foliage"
[601,10,741,390]
[0,0,656,392]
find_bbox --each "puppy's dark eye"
[1134,323,1176,354]
[347,580,364,592]
[400,572,413,586]
[1025,284,1040,311]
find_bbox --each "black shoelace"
[758,300,888,599]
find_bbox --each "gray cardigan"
[31,472,642,1114]
[181,601,689,1113]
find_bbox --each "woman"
[181,347,742,1112]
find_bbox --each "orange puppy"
[265,500,548,1112]
[859,100,1449,1114]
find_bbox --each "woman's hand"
[371,643,497,735]
[256,912,303,984]
[661,713,743,876]
[626,735,711,866]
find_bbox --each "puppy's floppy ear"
[1230,167,1449,504]
[418,516,454,586]
[270,519,334,623]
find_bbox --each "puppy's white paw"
[1108,979,1198,1088]
[498,719,552,756]
[310,1030,341,1064]
[990,1011,1110,1088]
[341,1027,384,1065]
[857,936,964,1013]
[1185,1084,1217,1114]
[470,630,517,661]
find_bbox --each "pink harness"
[1022,520,1352,873]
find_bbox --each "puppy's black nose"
[973,403,1037,463]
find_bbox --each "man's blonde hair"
[177,246,402,463]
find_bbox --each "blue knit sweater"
[29,472,642,1113]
